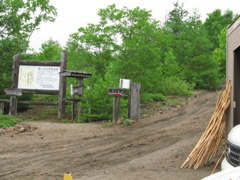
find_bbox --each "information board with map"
[18,65,60,90]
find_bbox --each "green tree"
[164,1,188,34]
[163,48,181,77]
[97,4,164,92]
[79,65,119,122]
[0,0,57,99]
[68,21,117,77]
[164,2,221,90]
[68,4,163,91]
[157,48,192,96]
[203,9,235,49]
[37,39,62,60]
[213,28,227,77]
[0,0,57,51]
[67,5,164,121]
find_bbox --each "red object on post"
[114,94,122,97]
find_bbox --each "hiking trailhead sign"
[18,65,60,90]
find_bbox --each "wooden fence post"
[58,51,68,119]
[0,103,4,114]
[130,83,141,121]
[9,96,18,116]
[113,96,120,122]
[76,78,83,121]
[9,54,20,115]
[77,102,81,121]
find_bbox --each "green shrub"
[123,119,133,126]
[0,115,21,127]
[17,94,34,111]
[78,112,112,123]
[158,76,193,97]
[78,66,121,122]
[141,93,166,104]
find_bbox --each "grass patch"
[0,115,21,128]
[123,119,133,126]
[141,93,166,104]
[101,119,113,126]
[18,115,38,121]
[166,95,187,107]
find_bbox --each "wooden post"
[77,102,81,122]
[0,103,4,114]
[113,96,120,122]
[77,78,83,89]
[108,88,126,122]
[128,90,131,119]
[58,51,68,119]
[9,96,18,116]
[130,83,141,121]
[71,101,75,122]
[9,54,20,115]
[77,78,83,121]
[70,83,75,121]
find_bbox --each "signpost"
[61,70,92,121]
[108,81,140,122]
[108,88,126,97]
[108,88,126,122]
[69,83,81,122]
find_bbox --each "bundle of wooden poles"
[181,81,231,169]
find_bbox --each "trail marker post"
[108,88,126,122]
[108,79,141,122]
[60,70,92,121]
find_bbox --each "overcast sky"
[29,0,240,52]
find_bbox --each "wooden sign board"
[108,88,126,97]
[4,88,22,96]
[18,65,60,90]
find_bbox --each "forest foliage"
[0,1,238,121]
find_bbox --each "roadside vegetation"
[0,0,238,122]
[0,115,20,128]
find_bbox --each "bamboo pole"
[211,150,226,174]
[181,81,231,169]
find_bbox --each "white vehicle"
[202,166,240,180]
[202,125,240,180]
[221,124,240,171]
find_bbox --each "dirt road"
[0,90,221,180]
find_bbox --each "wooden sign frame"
[4,88,23,96]
[12,58,63,95]
[9,51,68,118]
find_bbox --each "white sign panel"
[18,65,60,90]
[120,79,131,89]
